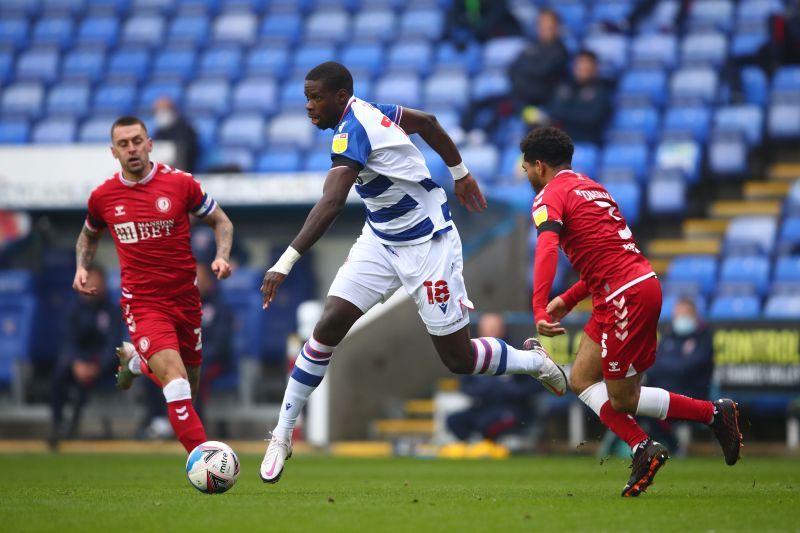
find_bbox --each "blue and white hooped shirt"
[330,96,453,246]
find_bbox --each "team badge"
[532,205,548,227]
[332,132,348,154]
[156,196,171,213]
[139,337,150,353]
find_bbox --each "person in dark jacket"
[153,97,200,173]
[49,264,121,445]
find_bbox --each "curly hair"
[519,126,574,168]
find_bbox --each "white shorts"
[328,226,473,336]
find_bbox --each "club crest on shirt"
[156,196,171,213]
[332,132,348,154]
[533,205,548,227]
[139,337,150,353]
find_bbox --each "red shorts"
[120,288,202,366]
[583,276,661,380]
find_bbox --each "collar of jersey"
[337,96,357,126]
[118,162,158,187]
[554,169,575,180]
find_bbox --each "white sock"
[128,351,143,375]
[162,378,192,402]
[470,337,543,375]
[636,387,670,420]
[578,381,608,416]
[273,337,334,441]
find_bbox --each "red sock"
[140,360,162,387]
[667,393,714,423]
[599,401,649,449]
[167,399,207,453]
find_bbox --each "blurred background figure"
[440,313,541,459]
[153,97,200,173]
[49,264,121,447]
[447,0,521,46]
[546,50,612,144]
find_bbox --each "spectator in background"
[441,313,541,458]
[546,50,612,144]
[448,0,521,46]
[646,297,715,456]
[49,264,121,447]
[153,97,200,173]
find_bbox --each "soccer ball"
[186,441,240,494]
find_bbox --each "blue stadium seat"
[732,32,768,59]
[303,150,333,172]
[768,102,800,139]
[218,114,265,149]
[435,42,481,75]
[737,0,784,25]
[76,16,119,47]
[32,116,77,143]
[232,77,278,114]
[399,8,444,40]
[763,294,800,319]
[778,217,800,254]
[647,173,686,215]
[186,78,230,115]
[714,104,763,145]
[78,115,116,142]
[584,32,628,73]
[199,47,243,79]
[121,14,165,47]
[688,0,734,32]
[15,48,60,83]
[219,272,265,360]
[471,69,510,101]
[47,82,91,116]
[246,45,290,79]
[610,107,660,143]
[138,78,183,110]
[708,130,748,176]
[662,106,712,142]
[1,82,45,117]
[41,0,86,13]
[600,142,649,182]
[387,42,433,76]
[374,74,421,108]
[0,49,12,85]
[718,255,770,295]
[617,69,667,106]
[655,139,701,183]
[131,0,177,14]
[571,142,599,178]
[460,145,499,183]
[661,293,707,322]
[179,0,222,12]
[266,112,314,148]
[787,181,800,216]
[740,67,768,105]
[31,16,74,48]
[292,43,339,74]
[0,18,29,50]
[255,149,302,173]
[279,76,308,108]
[191,114,218,149]
[774,256,800,283]
[153,48,197,81]
[0,297,36,386]
[632,33,678,69]
[61,48,105,83]
[205,146,254,172]
[107,48,150,81]
[553,2,587,36]
[260,13,304,44]
[771,65,800,102]
[304,9,350,43]
[0,117,30,143]
[605,180,641,224]
[167,14,209,46]
[482,37,526,69]
[671,67,719,104]
[666,255,717,295]
[724,216,777,255]
[213,11,258,45]
[709,295,760,320]
[498,145,523,181]
[351,10,396,43]
[340,43,384,77]
[591,1,635,27]
[93,81,137,114]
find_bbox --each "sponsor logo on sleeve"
[332,132,349,154]
[532,205,549,227]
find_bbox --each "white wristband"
[448,162,470,181]
[268,246,301,275]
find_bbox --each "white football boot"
[523,337,568,396]
[259,432,293,483]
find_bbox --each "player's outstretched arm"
[398,108,487,213]
[73,226,102,295]
[201,205,234,279]
[261,166,358,309]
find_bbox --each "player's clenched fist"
[72,266,97,295]
[261,270,287,309]
[211,257,232,279]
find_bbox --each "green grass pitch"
[3,454,798,532]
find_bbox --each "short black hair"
[576,49,598,63]
[519,127,574,167]
[305,61,354,95]
[111,116,148,139]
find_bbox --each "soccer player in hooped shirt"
[72,116,235,454]
[521,127,743,496]
[258,62,567,483]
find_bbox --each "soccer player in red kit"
[520,127,742,496]
[72,116,234,454]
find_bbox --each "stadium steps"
[708,199,782,218]
[682,218,729,239]
[649,258,670,276]
[404,399,434,417]
[768,162,800,181]
[373,419,434,438]
[647,238,721,258]
[743,180,792,200]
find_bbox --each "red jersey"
[532,169,653,302]
[84,162,217,299]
